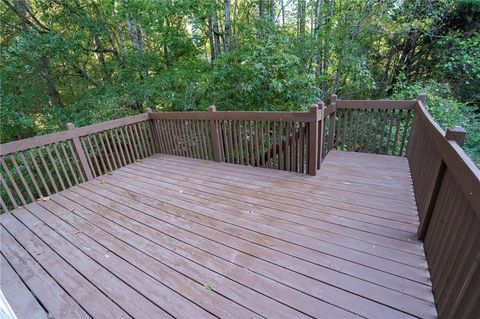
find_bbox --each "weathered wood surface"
[0,151,437,319]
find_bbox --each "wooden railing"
[150,103,327,175]
[407,94,480,319]
[0,112,154,212]
[327,95,416,156]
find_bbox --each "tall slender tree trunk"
[212,7,222,57]
[39,56,64,107]
[259,0,266,19]
[297,0,306,64]
[208,18,216,63]
[280,0,285,26]
[224,0,231,52]
[270,0,275,23]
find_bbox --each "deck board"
[0,151,437,318]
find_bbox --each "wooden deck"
[0,151,437,319]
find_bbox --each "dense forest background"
[1,0,479,162]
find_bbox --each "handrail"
[408,94,480,319]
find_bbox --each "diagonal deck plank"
[0,151,437,318]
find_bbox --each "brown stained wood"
[1,215,130,319]
[284,121,290,171]
[60,142,80,185]
[0,197,7,212]
[237,121,244,165]
[128,125,141,160]
[191,120,201,159]
[336,100,416,109]
[155,120,167,154]
[52,143,73,188]
[1,226,90,319]
[1,113,149,156]
[392,110,403,155]
[90,134,107,174]
[0,151,438,318]
[84,136,101,176]
[8,155,35,202]
[365,109,375,152]
[37,147,59,193]
[255,122,260,167]
[103,132,118,170]
[372,109,382,153]
[399,110,412,156]
[28,149,51,195]
[249,121,255,166]
[19,152,43,198]
[150,111,315,122]
[136,123,148,158]
[45,145,66,191]
[385,110,396,154]
[97,133,113,172]
[0,254,47,319]
[272,122,277,169]
[260,122,265,167]
[228,121,235,164]
[0,173,17,209]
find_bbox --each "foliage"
[0,0,478,163]
[392,78,480,164]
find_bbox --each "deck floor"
[1,151,437,318]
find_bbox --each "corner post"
[208,106,222,162]
[417,125,466,240]
[66,123,94,181]
[328,94,337,151]
[445,126,466,147]
[145,108,160,153]
[308,104,319,176]
[407,93,426,158]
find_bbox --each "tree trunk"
[280,0,285,26]
[208,18,216,63]
[212,7,222,57]
[270,0,275,23]
[224,0,231,52]
[259,0,266,19]
[126,16,144,52]
[297,0,306,63]
[39,55,64,107]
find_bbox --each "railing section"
[408,94,480,319]
[150,103,325,175]
[328,97,416,156]
[0,112,154,213]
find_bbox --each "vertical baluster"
[266,122,271,168]
[391,109,403,155]
[86,135,102,175]
[237,121,244,165]
[37,147,59,193]
[44,145,66,190]
[0,196,8,212]
[243,120,250,166]
[66,123,93,181]
[60,142,79,185]
[0,173,17,209]
[9,154,35,202]
[385,109,396,154]
[19,152,43,197]
[103,132,118,170]
[284,121,290,171]
[0,157,27,205]
[399,110,412,156]
[114,129,127,166]
[52,143,72,188]
[28,149,51,195]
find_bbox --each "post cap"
[66,123,75,130]
[445,126,466,147]
[145,108,153,113]
[417,93,426,103]
[330,94,337,103]
[208,105,216,112]
[316,101,325,109]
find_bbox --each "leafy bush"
[392,78,480,164]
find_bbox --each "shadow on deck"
[1,151,437,319]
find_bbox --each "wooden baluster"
[208,106,222,162]
[0,157,27,206]
[66,123,94,181]
[328,94,337,151]
[19,152,43,197]
[308,104,319,176]
[9,154,35,202]
[318,102,325,169]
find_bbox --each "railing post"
[417,125,467,240]
[208,106,222,162]
[317,101,325,170]
[308,104,319,176]
[66,123,94,181]
[445,126,466,147]
[145,108,160,153]
[328,94,337,151]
